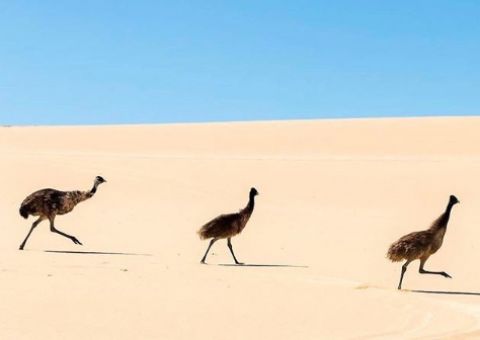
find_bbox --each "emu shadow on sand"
[18,176,107,250]
[198,187,258,265]
[387,195,459,290]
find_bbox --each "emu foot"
[71,237,83,245]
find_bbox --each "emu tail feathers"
[19,205,29,219]
[386,242,407,262]
[197,225,209,240]
[198,220,217,240]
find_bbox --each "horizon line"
[2,113,479,128]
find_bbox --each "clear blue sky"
[1,1,479,125]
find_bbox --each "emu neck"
[69,190,92,206]
[82,182,100,200]
[244,194,255,214]
[432,202,455,231]
[444,202,454,225]
[90,183,98,195]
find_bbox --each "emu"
[198,187,258,264]
[387,195,459,290]
[18,176,107,250]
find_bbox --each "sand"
[1,117,480,339]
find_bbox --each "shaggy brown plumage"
[18,176,107,250]
[387,195,459,289]
[198,187,258,264]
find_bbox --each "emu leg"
[19,217,44,250]
[419,258,452,278]
[398,260,412,290]
[227,238,243,265]
[49,218,82,245]
[200,238,217,264]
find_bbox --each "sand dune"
[2,117,480,339]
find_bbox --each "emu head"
[94,176,107,186]
[250,187,259,197]
[449,195,459,205]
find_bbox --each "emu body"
[198,187,258,264]
[18,176,106,250]
[387,195,459,289]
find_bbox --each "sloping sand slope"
[1,117,480,339]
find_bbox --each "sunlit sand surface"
[2,117,480,339]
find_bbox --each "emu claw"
[71,237,83,245]
[442,272,452,278]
